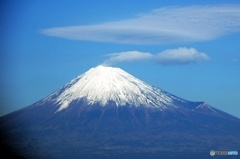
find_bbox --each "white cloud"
[103,48,209,66]
[103,51,153,66]
[41,4,240,44]
[156,47,209,65]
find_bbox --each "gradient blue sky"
[1,0,240,117]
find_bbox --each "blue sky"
[1,0,240,117]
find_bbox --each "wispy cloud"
[156,47,209,65]
[103,47,209,66]
[41,4,240,44]
[103,51,152,66]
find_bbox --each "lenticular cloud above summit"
[103,48,209,66]
[41,5,240,44]
[103,51,152,66]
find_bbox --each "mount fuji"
[1,65,240,159]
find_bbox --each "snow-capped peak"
[44,65,184,111]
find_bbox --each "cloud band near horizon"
[103,47,209,66]
[41,4,240,44]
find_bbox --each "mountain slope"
[0,65,240,159]
[40,65,190,111]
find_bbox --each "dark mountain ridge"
[0,65,239,159]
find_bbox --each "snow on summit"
[44,65,184,111]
